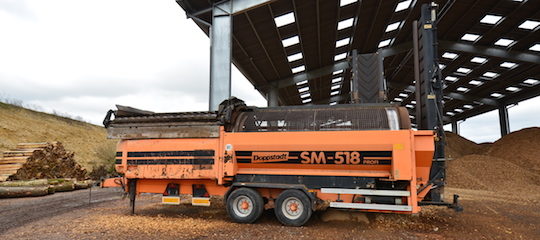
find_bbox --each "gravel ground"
[0,187,538,239]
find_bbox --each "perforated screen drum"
[231,105,410,132]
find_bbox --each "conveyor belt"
[104,106,221,139]
[104,99,411,139]
[111,112,219,124]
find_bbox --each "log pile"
[0,179,94,198]
[0,142,87,181]
[0,186,50,198]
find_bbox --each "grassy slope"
[0,102,116,170]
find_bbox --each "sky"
[0,0,267,123]
[0,0,538,143]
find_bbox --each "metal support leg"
[209,4,232,111]
[267,87,279,107]
[498,105,510,137]
[128,179,137,214]
[451,121,458,134]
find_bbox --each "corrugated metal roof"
[177,0,540,123]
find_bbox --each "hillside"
[0,102,116,171]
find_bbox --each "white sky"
[0,0,538,143]
[0,0,267,123]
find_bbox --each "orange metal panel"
[136,179,227,196]
[413,131,436,201]
[114,128,434,214]
[224,130,418,180]
[119,138,220,180]
[101,177,123,188]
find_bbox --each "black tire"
[226,188,264,223]
[274,189,312,226]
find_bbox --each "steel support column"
[451,121,458,134]
[209,4,232,111]
[207,0,273,111]
[498,105,510,137]
[267,87,279,107]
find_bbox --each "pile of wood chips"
[0,142,87,181]
[445,127,540,196]
[485,127,540,171]
[444,132,489,159]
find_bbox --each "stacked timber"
[0,142,87,181]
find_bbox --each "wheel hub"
[282,197,303,220]
[241,200,250,210]
[289,203,298,212]
[232,196,253,217]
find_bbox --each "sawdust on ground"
[2,192,538,240]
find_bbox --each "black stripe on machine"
[127,150,214,158]
[235,174,376,189]
[127,158,214,165]
[235,151,253,157]
[235,151,392,165]
[234,174,409,190]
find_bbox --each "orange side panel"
[118,138,220,180]
[101,177,123,188]
[413,131,436,200]
[223,130,417,180]
[115,128,434,214]
[136,179,228,196]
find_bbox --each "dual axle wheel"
[226,188,312,226]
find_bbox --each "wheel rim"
[232,195,253,217]
[281,196,303,220]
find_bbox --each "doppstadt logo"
[252,152,289,163]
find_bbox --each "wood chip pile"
[485,127,540,172]
[0,142,87,181]
[446,127,540,195]
[445,132,489,159]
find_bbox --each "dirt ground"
[0,187,538,240]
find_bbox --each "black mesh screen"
[233,106,393,132]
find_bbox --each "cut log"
[74,180,93,189]
[2,151,35,157]
[0,179,48,187]
[48,178,75,185]
[50,181,75,192]
[0,186,49,198]
[0,171,18,181]
[16,143,51,149]
[0,157,29,164]
[0,164,23,171]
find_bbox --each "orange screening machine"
[104,98,450,226]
